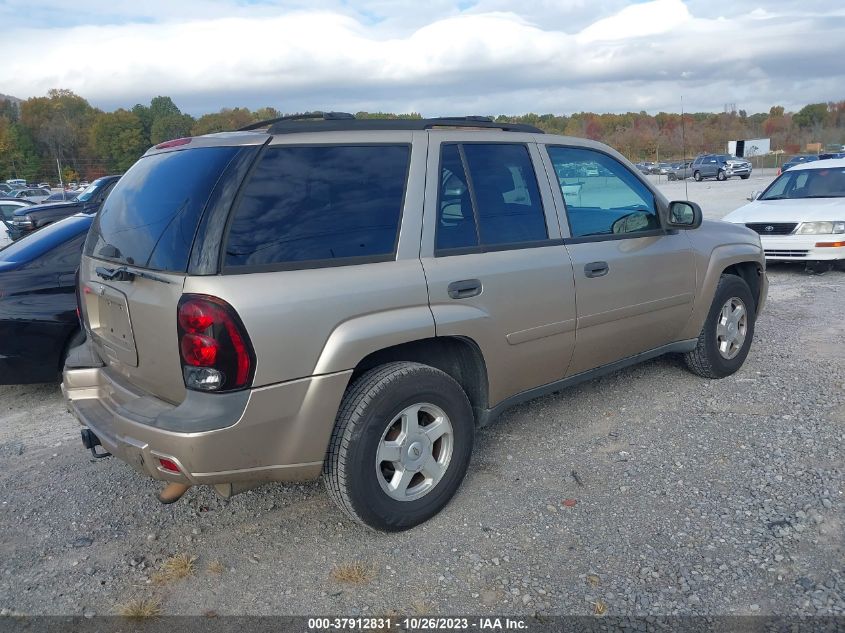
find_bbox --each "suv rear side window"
[86,146,241,272]
[435,143,548,252]
[224,145,410,270]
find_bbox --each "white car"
[723,158,845,269]
[0,223,11,249]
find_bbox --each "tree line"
[1,89,843,183]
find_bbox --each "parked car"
[7,175,120,240]
[0,198,34,222]
[667,161,693,180]
[0,213,91,384]
[650,162,671,175]
[5,179,26,189]
[63,114,767,531]
[691,154,752,181]
[779,154,819,175]
[9,187,51,203]
[37,182,51,189]
[0,199,35,247]
[723,158,845,271]
[0,183,14,195]
[634,161,654,175]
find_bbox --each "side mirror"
[666,200,702,230]
[747,191,761,201]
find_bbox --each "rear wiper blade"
[95,266,173,284]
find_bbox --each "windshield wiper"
[95,265,173,284]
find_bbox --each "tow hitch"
[80,428,111,459]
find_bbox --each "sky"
[0,0,843,117]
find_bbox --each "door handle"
[584,261,609,278]
[448,279,482,299]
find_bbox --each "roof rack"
[237,112,544,135]
[238,111,355,132]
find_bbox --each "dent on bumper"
[62,366,352,485]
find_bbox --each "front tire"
[716,170,727,181]
[323,362,474,532]
[740,174,750,180]
[693,171,702,182]
[684,274,756,379]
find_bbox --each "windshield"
[76,180,103,202]
[760,166,845,200]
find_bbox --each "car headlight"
[795,221,845,235]
[12,216,34,228]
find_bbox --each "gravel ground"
[0,176,842,618]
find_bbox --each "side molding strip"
[476,339,698,427]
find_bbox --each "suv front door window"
[547,146,659,239]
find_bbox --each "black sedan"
[0,213,91,384]
[7,175,119,240]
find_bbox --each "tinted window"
[435,143,547,251]
[85,146,240,271]
[547,146,660,238]
[225,145,410,268]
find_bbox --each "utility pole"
[56,157,64,190]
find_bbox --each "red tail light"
[177,295,255,392]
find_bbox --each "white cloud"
[0,0,843,116]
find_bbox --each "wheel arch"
[350,336,490,425]
[679,245,766,340]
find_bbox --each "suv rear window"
[224,144,410,270]
[85,146,241,272]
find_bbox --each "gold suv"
[63,113,767,531]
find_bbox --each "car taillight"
[177,295,255,392]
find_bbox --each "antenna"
[681,95,689,200]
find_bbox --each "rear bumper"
[760,235,845,261]
[62,354,351,485]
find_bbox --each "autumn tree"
[89,109,147,172]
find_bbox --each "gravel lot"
[0,174,843,618]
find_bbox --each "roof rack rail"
[256,115,543,135]
[238,111,355,132]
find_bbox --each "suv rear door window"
[435,143,548,251]
[85,146,241,272]
[547,146,660,238]
[224,145,410,270]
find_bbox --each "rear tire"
[323,362,474,532]
[684,275,756,379]
[693,171,702,182]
